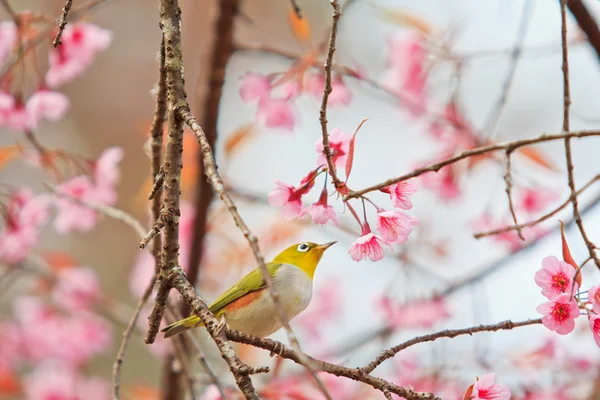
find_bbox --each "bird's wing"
[209,262,281,315]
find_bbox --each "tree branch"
[566,0,600,63]
[53,0,73,47]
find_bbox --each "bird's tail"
[161,315,202,339]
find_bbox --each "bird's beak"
[318,241,337,251]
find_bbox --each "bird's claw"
[269,342,284,358]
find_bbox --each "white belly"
[222,264,313,337]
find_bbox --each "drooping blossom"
[381,180,418,210]
[587,284,600,312]
[239,72,271,102]
[376,209,419,244]
[300,187,338,225]
[348,223,385,262]
[305,72,352,107]
[378,296,450,329]
[256,97,295,131]
[463,373,511,400]
[293,281,341,340]
[383,32,428,117]
[536,293,580,335]
[51,267,101,312]
[268,169,318,221]
[24,361,110,400]
[588,313,600,347]
[5,100,31,132]
[46,23,113,87]
[315,128,352,168]
[53,176,98,233]
[518,187,558,215]
[25,89,70,128]
[534,256,578,300]
[0,189,51,264]
[0,21,16,65]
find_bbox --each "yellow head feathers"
[272,241,336,279]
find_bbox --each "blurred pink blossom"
[256,97,295,131]
[301,187,338,226]
[0,21,16,65]
[0,189,51,264]
[130,250,156,299]
[51,267,101,312]
[534,256,578,300]
[0,322,22,372]
[268,180,305,221]
[588,314,600,347]
[376,209,418,244]
[464,373,511,400]
[315,128,352,168]
[348,223,385,262]
[378,296,450,329]
[5,100,31,132]
[587,284,600,312]
[305,72,352,107]
[381,180,418,210]
[239,72,271,102]
[523,388,570,400]
[536,293,580,335]
[518,187,558,215]
[46,23,113,87]
[54,176,98,233]
[26,89,70,128]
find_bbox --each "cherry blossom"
[268,180,304,220]
[588,313,600,347]
[0,21,16,65]
[0,189,51,264]
[378,296,450,329]
[536,293,580,335]
[587,284,600,312]
[301,187,338,225]
[239,72,271,102]
[256,97,295,131]
[305,72,352,106]
[5,100,31,132]
[534,256,579,300]
[51,267,101,312]
[463,373,511,400]
[518,187,558,214]
[46,23,113,87]
[380,180,418,210]
[348,223,385,262]
[53,176,98,233]
[92,146,124,204]
[26,89,70,128]
[315,128,352,168]
[376,209,419,243]
[420,163,461,202]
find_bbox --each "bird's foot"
[269,341,285,358]
[216,315,228,333]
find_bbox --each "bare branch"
[53,0,74,47]
[566,0,600,62]
[503,150,524,240]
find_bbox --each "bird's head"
[272,241,337,279]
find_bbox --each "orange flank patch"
[223,289,265,313]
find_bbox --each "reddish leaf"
[224,124,256,158]
[287,7,311,46]
[517,146,557,171]
[560,220,582,287]
[462,384,474,400]
[344,119,368,182]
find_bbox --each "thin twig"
[139,217,166,249]
[560,0,600,270]
[148,166,165,200]
[53,0,74,47]
[474,173,600,238]
[345,129,600,199]
[503,150,524,240]
[566,0,600,63]
[112,277,156,400]
[360,318,542,374]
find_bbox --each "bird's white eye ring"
[297,243,310,252]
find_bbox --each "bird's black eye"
[297,243,310,252]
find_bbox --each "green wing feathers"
[161,263,281,338]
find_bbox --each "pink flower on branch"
[380,180,418,210]
[46,23,113,87]
[534,256,578,300]
[268,168,320,221]
[239,72,272,102]
[463,373,511,400]
[315,128,352,169]
[588,313,600,347]
[348,223,386,262]
[301,187,338,226]
[588,284,600,312]
[376,209,419,244]
[51,267,101,312]
[536,293,580,335]
[518,186,558,215]
[26,89,70,128]
[305,72,352,107]
[256,97,295,131]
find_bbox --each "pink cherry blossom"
[46,23,113,87]
[378,296,450,329]
[518,186,558,215]
[420,165,461,201]
[305,72,352,106]
[536,293,581,335]
[376,209,419,244]
[0,189,51,264]
[92,146,124,204]
[381,180,418,210]
[348,223,385,262]
[383,32,428,117]
[24,361,110,400]
[0,21,16,65]
[54,176,98,233]
[0,91,14,122]
[587,284,600,312]
[315,128,352,168]
[5,100,31,132]
[256,97,295,131]
[464,373,511,400]
[0,322,23,372]
[588,313,600,347]
[51,267,101,312]
[64,312,113,365]
[301,187,338,225]
[534,256,578,300]
[268,180,304,221]
[25,89,70,128]
[239,72,271,102]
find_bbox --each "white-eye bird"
[161,241,336,338]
